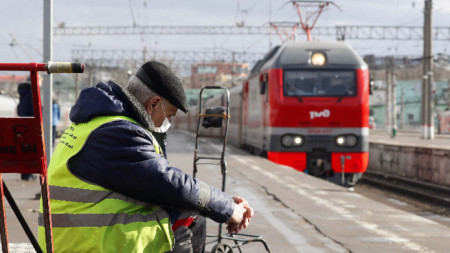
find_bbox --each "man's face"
[149,99,178,127]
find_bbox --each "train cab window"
[283,70,356,97]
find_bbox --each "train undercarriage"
[306,150,363,187]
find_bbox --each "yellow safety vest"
[38,115,173,252]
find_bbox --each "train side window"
[264,74,269,102]
[259,73,268,95]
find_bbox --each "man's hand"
[226,196,254,234]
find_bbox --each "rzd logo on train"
[309,109,330,119]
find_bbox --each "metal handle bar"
[0,62,84,74]
[46,62,84,73]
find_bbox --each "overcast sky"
[2,0,450,66]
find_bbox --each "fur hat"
[136,61,189,113]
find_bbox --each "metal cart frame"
[193,86,271,253]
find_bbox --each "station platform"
[2,129,450,252]
[170,130,450,253]
[369,129,450,150]
[368,129,449,187]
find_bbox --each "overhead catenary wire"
[9,33,35,61]
[5,1,450,65]
[128,0,137,27]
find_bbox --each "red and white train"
[0,94,17,117]
[175,40,371,186]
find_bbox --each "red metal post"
[0,62,83,253]
[0,174,9,253]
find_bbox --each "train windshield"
[283,70,356,97]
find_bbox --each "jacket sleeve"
[68,120,234,223]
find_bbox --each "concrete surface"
[169,130,450,253]
[1,129,450,252]
[368,129,450,186]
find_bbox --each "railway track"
[360,170,450,208]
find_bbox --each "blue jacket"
[52,101,60,127]
[66,81,234,223]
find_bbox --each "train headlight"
[335,135,358,147]
[281,135,293,147]
[346,135,358,147]
[335,136,346,146]
[281,134,304,147]
[294,136,303,145]
[311,52,327,66]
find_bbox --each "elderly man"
[38,61,253,252]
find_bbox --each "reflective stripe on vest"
[38,115,173,253]
[39,211,170,228]
[47,185,156,207]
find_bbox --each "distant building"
[190,62,249,88]
[439,111,450,134]
[370,80,449,130]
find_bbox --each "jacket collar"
[111,81,153,130]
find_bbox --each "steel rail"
[361,170,450,207]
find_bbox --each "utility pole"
[231,51,235,87]
[143,46,148,62]
[43,0,53,162]
[385,57,392,134]
[422,0,434,139]
[391,58,397,137]
[426,0,434,139]
[448,79,450,110]
[88,65,93,88]
[75,72,79,100]
[400,87,405,129]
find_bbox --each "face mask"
[154,117,171,133]
[152,101,171,133]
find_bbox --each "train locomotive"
[175,40,370,186]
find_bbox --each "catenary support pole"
[447,79,450,110]
[422,0,434,139]
[385,57,392,134]
[391,58,397,137]
[400,88,405,129]
[426,0,434,139]
[43,0,53,160]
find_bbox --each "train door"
[259,72,270,154]
[243,76,264,153]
